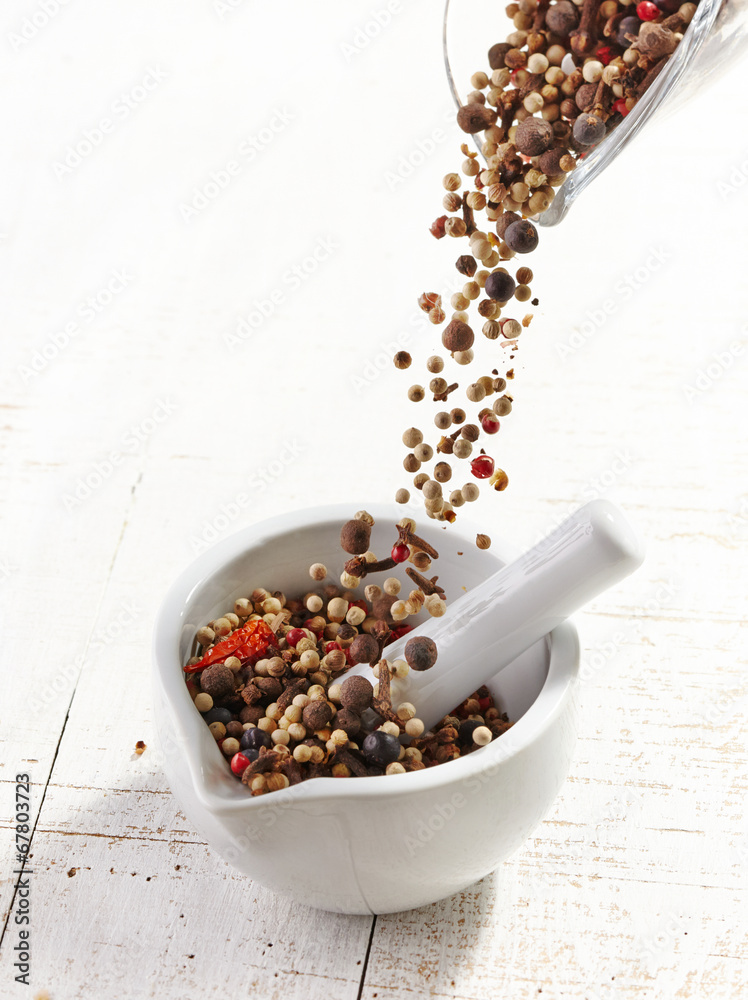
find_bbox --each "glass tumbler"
[443,0,748,225]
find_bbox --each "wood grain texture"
[0,0,746,996]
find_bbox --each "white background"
[1,1,746,998]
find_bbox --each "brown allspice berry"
[537,148,568,177]
[575,82,598,112]
[413,472,429,490]
[335,708,362,739]
[456,103,497,134]
[404,636,438,672]
[393,351,411,370]
[403,453,421,473]
[487,42,512,69]
[340,519,371,555]
[496,211,521,239]
[442,319,474,353]
[545,0,579,35]
[450,407,466,424]
[340,675,374,713]
[372,593,397,621]
[199,664,235,702]
[514,116,554,156]
[349,632,379,664]
[302,700,333,732]
[560,98,580,120]
[456,254,477,277]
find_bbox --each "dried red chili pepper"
[184,619,275,673]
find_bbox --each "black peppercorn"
[617,16,640,47]
[484,270,516,302]
[573,114,606,146]
[504,219,539,254]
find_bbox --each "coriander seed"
[426,355,444,373]
[393,351,412,370]
[407,385,425,402]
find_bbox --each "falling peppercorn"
[404,636,438,672]
[442,319,475,353]
[340,519,371,555]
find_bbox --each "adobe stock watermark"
[53,68,169,179]
[350,269,462,394]
[350,333,413,394]
[7,0,72,52]
[61,398,178,511]
[579,578,677,684]
[556,247,670,360]
[179,107,295,222]
[384,106,455,191]
[223,236,338,350]
[189,439,305,552]
[340,1,403,61]
[716,156,748,200]
[25,600,141,715]
[637,912,689,973]
[17,268,134,383]
[682,336,746,403]
[212,0,249,19]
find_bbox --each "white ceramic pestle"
[342,499,645,731]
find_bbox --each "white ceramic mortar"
[153,503,580,914]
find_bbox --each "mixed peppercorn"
[395,0,698,523]
[184,511,512,795]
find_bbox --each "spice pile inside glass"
[394,0,698,520]
[184,511,512,795]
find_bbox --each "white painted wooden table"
[1,2,746,997]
